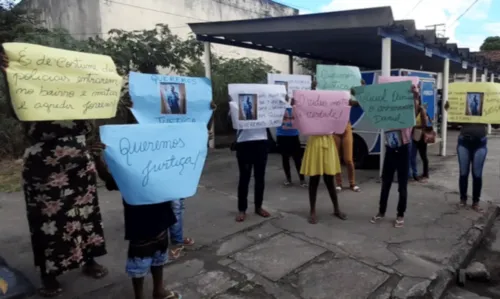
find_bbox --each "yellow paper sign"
[448,82,500,124]
[2,42,122,121]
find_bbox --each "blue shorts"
[125,250,169,278]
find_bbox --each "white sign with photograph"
[267,73,312,99]
[229,84,288,130]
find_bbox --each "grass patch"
[0,159,22,193]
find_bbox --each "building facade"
[19,0,299,73]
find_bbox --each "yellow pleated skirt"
[300,135,341,176]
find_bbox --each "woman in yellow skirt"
[301,81,347,224]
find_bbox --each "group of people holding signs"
[231,65,425,226]
[0,41,497,298]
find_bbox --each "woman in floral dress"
[22,120,108,297]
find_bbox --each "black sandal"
[82,263,109,279]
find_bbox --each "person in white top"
[234,128,271,222]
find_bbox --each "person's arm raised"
[0,52,20,121]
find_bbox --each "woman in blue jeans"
[446,102,487,211]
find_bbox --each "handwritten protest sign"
[228,84,287,130]
[292,90,351,135]
[129,72,213,125]
[2,42,121,121]
[316,65,362,91]
[353,81,415,129]
[100,122,208,205]
[378,76,419,87]
[448,82,500,124]
[267,73,311,99]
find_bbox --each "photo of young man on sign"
[160,83,186,114]
[238,94,258,120]
[465,92,484,117]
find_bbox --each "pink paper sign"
[292,90,351,136]
[378,76,419,87]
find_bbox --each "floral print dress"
[22,120,107,277]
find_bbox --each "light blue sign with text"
[129,72,213,124]
[100,122,208,205]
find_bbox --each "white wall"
[98,0,297,73]
[20,0,300,74]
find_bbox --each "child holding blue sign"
[93,144,182,299]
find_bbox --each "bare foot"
[256,208,271,218]
[308,213,318,224]
[235,212,246,222]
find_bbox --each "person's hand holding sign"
[0,52,8,71]
[90,141,106,156]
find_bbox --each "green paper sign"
[316,65,362,91]
[352,81,416,129]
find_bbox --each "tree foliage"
[295,58,320,76]
[88,25,203,75]
[480,36,500,51]
[186,54,278,133]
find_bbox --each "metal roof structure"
[189,6,497,75]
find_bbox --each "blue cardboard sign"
[100,122,208,205]
[129,72,213,124]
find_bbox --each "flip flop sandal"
[350,185,360,192]
[283,180,292,186]
[334,212,348,220]
[458,201,467,208]
[471,204,484,213]
[183,237,195,246]
[83,265,109,279]
[308,215,318,224]
[256,209,271,218]
[300,181,308,188]
[370,215,384,224]
[155,290,182,299]
[335,186,342,192]
[394,219,404,228]
[38,287,63,298]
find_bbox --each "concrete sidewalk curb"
[426,205,499,299]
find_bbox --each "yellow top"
[415,111,422,126]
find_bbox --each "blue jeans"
[457,136,487,203]
[169,199,185,244]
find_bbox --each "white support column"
[439,58,449,156]
[288,55,294,74]
[204,42,215,149]
[491,73,495,82]
[472,67,477,82]
[380,38,391,177]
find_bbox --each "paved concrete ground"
[0,130,499,299]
